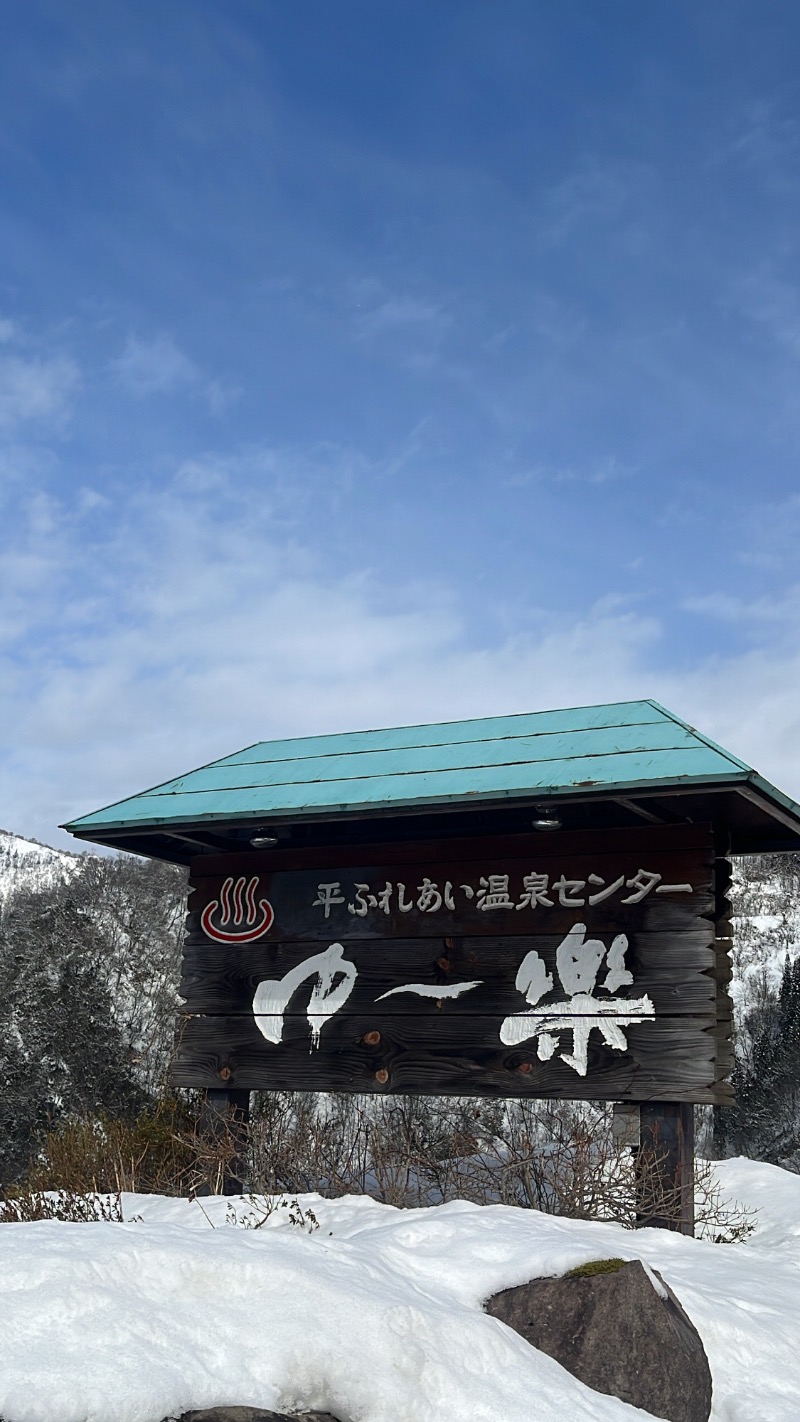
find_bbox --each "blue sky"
[3,0,800,846]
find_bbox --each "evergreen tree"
[718,951,800,1168]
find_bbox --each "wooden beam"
[161,829,235,853]
[636,1101,695,1235]
[613,797,666,825]
[733,783,800,838]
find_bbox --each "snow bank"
[1,1159,798,1422]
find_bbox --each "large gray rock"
[485,1258,712,1422]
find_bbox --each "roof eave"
[63,765,800,840]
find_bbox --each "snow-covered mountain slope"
[0,829,83,911]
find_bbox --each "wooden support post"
[196,1088,251,1197]
[636,1102,695,1236]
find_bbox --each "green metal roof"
[63,699,800,842]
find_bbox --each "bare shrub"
[0,1189,128,1223]
[225,1196,319,1232]
[247,1091,503,1206]
[13,1092,755,1242]
[18,1099,198,1197]
[247,1092,755,1240]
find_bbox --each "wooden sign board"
[171,823,733,1103]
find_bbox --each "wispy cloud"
[682,586,800,626]
[537,158,651,249]
[349,281,454,372]
[111,332,240,413]
[736,493,800,574]
[502,456,635,489]
[727,100,800,195]
[0,351,79,432]
[112,332,199,397]
[731,267,800,358]
[353,294,452,343]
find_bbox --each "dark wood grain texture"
[637,1102,696,1235]
[712,855,735,1078]
[169,1012,731,1103]
[190,822,715,880]
[177,930,717,1016]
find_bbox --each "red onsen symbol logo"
[201,875,275,943]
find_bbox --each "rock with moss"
[566,1256,627,1278]
[485,1258,712,1422]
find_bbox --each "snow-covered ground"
[0,1159,798,1422]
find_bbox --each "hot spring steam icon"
[201,875,275,943]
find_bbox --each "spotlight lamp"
[531,805,562,831]
[249,828,280,849]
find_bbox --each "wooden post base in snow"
[635,1101,695,1236]
[195,1088,251,1197]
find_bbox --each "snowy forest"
[1,829,799,1208]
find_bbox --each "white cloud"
[354,296,451,343]
[502,456,635,489]
[0,444,60,497]
[682,592,746,620]
[682,587,800,625]
[112,332,199,396]
[206,378,241,415]
[349,283,454,372]
[0,353,79,431]
[112,332,240,412]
